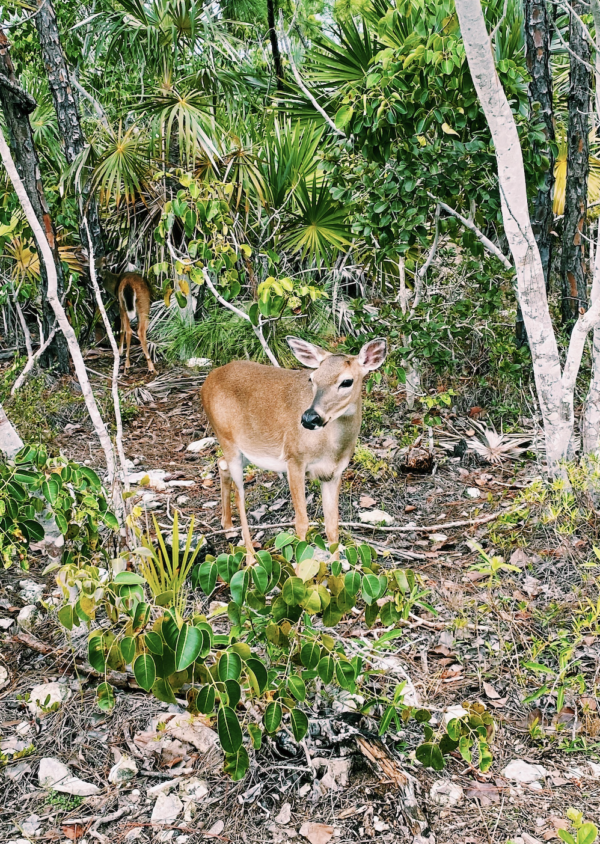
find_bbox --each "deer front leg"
[138,314,155,373]
[321,474,343,559]
[218,458,234,533]
[287,461,308,540]
[227,455,255,562]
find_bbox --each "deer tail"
[122,284,136,321]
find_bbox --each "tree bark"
[34,0,104,269]
[0,29,69,373]
[266,0,285,91]
[455,0,600,477]
[560,0,591,327]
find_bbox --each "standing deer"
[201,337,387,557]
[97,259,155,373]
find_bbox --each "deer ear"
[286,337,330,369]
[358,338,387,372]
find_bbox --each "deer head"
[287,337,387,430]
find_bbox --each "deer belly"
[241,450,288,474]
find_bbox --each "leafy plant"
[414,701,495,773]
[558,808,598,844]
[1,444,118,570]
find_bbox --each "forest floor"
[2,349,600,844]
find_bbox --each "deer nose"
[301,408,324,430]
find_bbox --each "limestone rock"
[502,759,547,784]
[38,757,100,796]
[430,779,464,807]
[358,508,394,526]
[108,755,138,784]
[186,437,216,453]
[28,682,71,717]
[151,792,183,825]
[17,605,38,631]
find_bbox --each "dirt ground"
[2,352,600,844]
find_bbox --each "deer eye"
[340,379,354,389]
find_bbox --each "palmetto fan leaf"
[282,177,351,267]
[89,123,151,208]
[553,133,600,216]
[259,121,324,209]
[142,86,220,167]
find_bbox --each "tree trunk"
[0,29,69,373]
[454,0,600,477]
[0,402,24,459]
[34,0,104,269]
[560,0,591,327]
[266,0,285,91]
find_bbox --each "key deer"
[201,336,387,557]
[98,259,155,373]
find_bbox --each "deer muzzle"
[301,407,324,430]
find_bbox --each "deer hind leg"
[118,306,126,356]
[287,461,308,541]
[218,458,235,533]
[138,312,155,373]
[226,454,255,562]
[321,473,343,559]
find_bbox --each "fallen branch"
[11,325,57,394]
[429,193,512,270]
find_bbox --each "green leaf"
[21,519,44,543]
[42,477,60,505]
[577,824,598,844]
[88,633,107,673]
[96,682,115,712]
[478,740,493,773]
[379,705,397,736]
[145,631,164,655]
[57,604,74,631]
[344,570,361,596]
[121,636,136,664]
[415,742,445,771]
[114,572,146,585]
[335,104,354,130]
[251,565,269,594]
[218,651,242,682]
[290,708,309,742]
[197,685,216,714]
[134,653,156,691]
[217,706,243,753]
[300,642,321,670]
[557,833,576,844]
[152,677,177,705]
[317,656,335,684]
[263,701,282,733]
[195,561,217,594]
[288,675,306,702]
[458,735,472,763]
[282,576,306,606]
[362,574,380,604]
[247,723,262,750]
[225,679,242,708]
[274,532,295,549]
[175,625,202,671]
[230,569,249,605]
[335,660,355,689]
[246,658,268,695]
[161,614,180,650]
[224,746,250,781]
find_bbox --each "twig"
[122,822,230,841]
[70,77,110,130]
[11,325,57,394]
[429,194,512,269]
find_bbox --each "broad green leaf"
[577,825,598,844]
[264,701,282,733]
[246,658,268,694]
[230,642,252,660]
[88,633,107,673]
[57,604,74,631]
[317,656,335,684]
[161,614,180,650]
[121,636,136,664]
[145,631,164,655]
[288,675,306,702]
[296,558,320,582]
[415,742,445,771]
[96,682,115,712]
[230,569,249,605]
[344,570,361,596]
[152,677,177,705]
[247,723,262,750]
[557,833,576,844]
[251,565,269,594]
[42,477,60,505]
[290,708,309,742]
[115,572,146,585]
[217,706,243,753]
[195,561,217,594]
[282,576,306,606]
[224,746,250,781]
[274,532,295,549]
[335,660,355,689]
[218,651,242,682]
[197,685,216,714]
[175,625,202,671]
[225,679,242,708]
[134,653,156,691]
[301,642,321,670]
[22,519,44,542]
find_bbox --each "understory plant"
[54,519,493,779]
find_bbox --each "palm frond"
[281,176,351,267]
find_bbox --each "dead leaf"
[299,822,335,844]
[483,682,501,700]
[61,824,86,841]
[510,548,530,567]
[468,407,484,418]
[464,781,501,805]
[405,505,416,512]
[275,803,291,825]
[360,495,377,508]
[487,697,508,709]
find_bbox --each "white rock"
[0,617,14,630]
[38,757,100,796]
[20,814,41,837]
[186,437,216,453]
[167,480,195,488]
[176,495,190,505]
[502,760,548,784]
[430,780,464,807]
[186,358,211,368]
[19,580,44,603]
[179,777,209,802]
[148,780,177,796]
[359,509,394,526]
[108,755,138,784]
[429,533,448,543]
[275,802,292,825]
[466,488,481,498]
[28,682,71,717]
[376,658,420,706]
[128,469,167,490]
[207,821,224,836]
[589,761,600,778]
[443,705,468,726]
[0,665,8,690]
[151,792,183,825]
[17,605,38,631]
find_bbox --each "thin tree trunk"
[266,0,285,91]
[519,0,555,346]
[0,29,68,373]
[455,0,600,477]
[34,0,104,270]
[560,0,591,327]
[0,128,121,510]
[0,402,24,459]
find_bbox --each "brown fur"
[99,264,155,373]
[201,337,386,559]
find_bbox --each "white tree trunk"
[455,0,600,476]
[0,402,24,459]
[0,130,120,502]
[582,223,600,452]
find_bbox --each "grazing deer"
[97,259,155,373]
[201,337,387,557]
